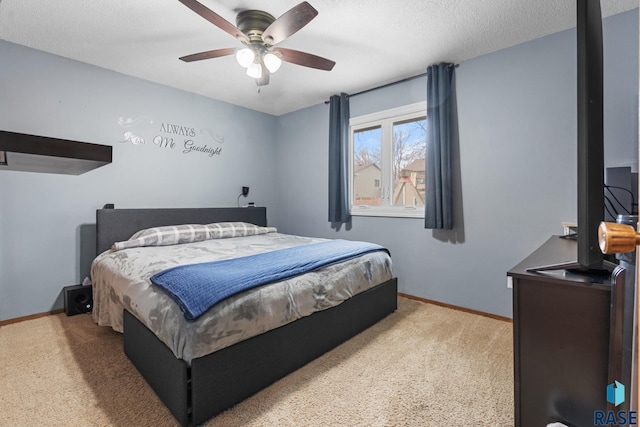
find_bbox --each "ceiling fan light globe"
[246,62,262,79]
[235,48,255,68]
[263,53,282,73]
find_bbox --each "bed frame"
[96,207,398,426]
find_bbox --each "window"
[350,102,426,218]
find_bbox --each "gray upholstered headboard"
[96,207,267,255]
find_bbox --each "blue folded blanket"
[150,239,388,321]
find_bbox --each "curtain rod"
[349,72,427,99]
[325,63,458,104]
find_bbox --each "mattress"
[91,231,393,364]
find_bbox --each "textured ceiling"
[0,0,637,116]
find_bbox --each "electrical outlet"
[507,277,513,289]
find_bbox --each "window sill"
[350,207,424,219]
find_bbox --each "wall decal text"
[118,116,224,159]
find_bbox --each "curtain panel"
[328,93,351,224]
[425,63,455,229]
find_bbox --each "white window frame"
[349,101,427,218]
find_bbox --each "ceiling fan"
[178,0,336,87]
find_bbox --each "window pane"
[391,117,426,207]
[353,126,382,206]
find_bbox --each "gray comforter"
[91,232,393,364]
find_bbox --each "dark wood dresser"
[508,236,613,427]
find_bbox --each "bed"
[91,206,398,426]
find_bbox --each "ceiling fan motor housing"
[236,10,275,43]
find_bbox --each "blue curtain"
[425,63,455,229]
[328,93,351,224]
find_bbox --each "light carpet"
[0,297,514,426]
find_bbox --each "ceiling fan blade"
[178,0,249,44]
[179,48,235,62]
[261,1,318,46]
[256,64,270,87]
[274,48,335,71]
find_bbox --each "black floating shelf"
[0,130,112,175]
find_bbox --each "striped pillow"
[111,222,276,251]
[207,222,277,239]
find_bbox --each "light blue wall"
[275,10,638,318]
[1,10,637,321]
[0,40,278,321]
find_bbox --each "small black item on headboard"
[103,203,115,209]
